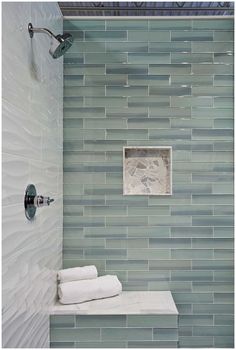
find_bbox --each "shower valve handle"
[36,195,54,207]
[24,184,55,220]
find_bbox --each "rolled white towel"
[58,265,97,283]
[58,275,122,304]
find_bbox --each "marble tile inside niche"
[123,147,172,195]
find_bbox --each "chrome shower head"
[28,23,73,59]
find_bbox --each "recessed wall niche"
[123,146,172,196]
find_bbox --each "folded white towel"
[58,275,122,304]
[58,265,97,283]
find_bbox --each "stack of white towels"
[57,265,122,305]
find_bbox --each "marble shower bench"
[50,291,179,348]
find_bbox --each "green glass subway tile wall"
[61,18,234,348]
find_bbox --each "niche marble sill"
[50,291,178,315]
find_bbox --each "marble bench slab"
[51,291,178,315]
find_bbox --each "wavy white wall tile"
[2,2,63,348]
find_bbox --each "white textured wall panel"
[2,2,63,348]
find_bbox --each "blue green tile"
[192,86,233,97]
[128,249,169,260]
[69,41,106,53]
[84,248,126,259]
[179,315,213,326]
[179,335,214,348]
[153,328,178,341]
[128,340,178,348]
[149,259,191,270]
[106,64,148,75]
[214,118,233,129]
[101,328,152,341]
[192,107,233,119]
[76,315,126,327]
[192,194,233,205]
[107,129,148,140]
[128,206,169,216]
[128,271,170,282]
[150,20,192,30]
[171,96,213,107]
[192,260,233,270]
[171,53,213,64]
[128,74,169,86]
[64,107,105,118]
[171,30,213,41]
[214,30,234,41]
[149,64,191,75]
[214,271,234,282]
[192,64,233,74]
[106,41,148,52]
[150,86,191,96]
[192,129,233,140]
[214,97,234,108]
[192,42,233,53]
[193,283,233,293]
[50,328,100,342]
[149,129,191,140]
[85,75,127,86]
[149,42,191,52]
[171,226,213,238]
[107,20,148,30]
[149,107,191,118]
[172,270,213,281]
[171,75,213,86]
[214,249,233,260]
[50,342,75,348]
[192,216,233,227]
[84,118,126,129]
[128,226,170,238]
[192,19,233,30]
[128,96,169,107]
[128,30,170,42]
[106,259,148,271]
[214,53,233,64]
[106,85,148,97]
[64,75,84,86]
[128,117,169,129]
[215,315,234,325]
[171,249,213,259]
[85,53,127,64]
[173,293,213,304]
[171,205,212,216]
[85,31,127,41]
[50,316,75,328]
[128,53,170,64]
[64,64,105,75]
[85,96,127,107]
[127,315,178,328]
[75,341,127,348]
[106,107,148,119]
[150,238,191,248]
[214,336,234,348]
[64,20,105,30]
[106,238,148,249]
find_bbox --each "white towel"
[58,275,122,304]
[58,265,97,283]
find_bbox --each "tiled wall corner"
[2,3,63,348]
[62,18,234,348]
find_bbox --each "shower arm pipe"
[60,6,234,12]
[28,23,57,39]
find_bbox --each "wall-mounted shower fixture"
[24,184,54,220]
[28,23,73,59]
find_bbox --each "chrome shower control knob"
[24,184,54,220]
[36,195,54,207]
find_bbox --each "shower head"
[28,23,73,59]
